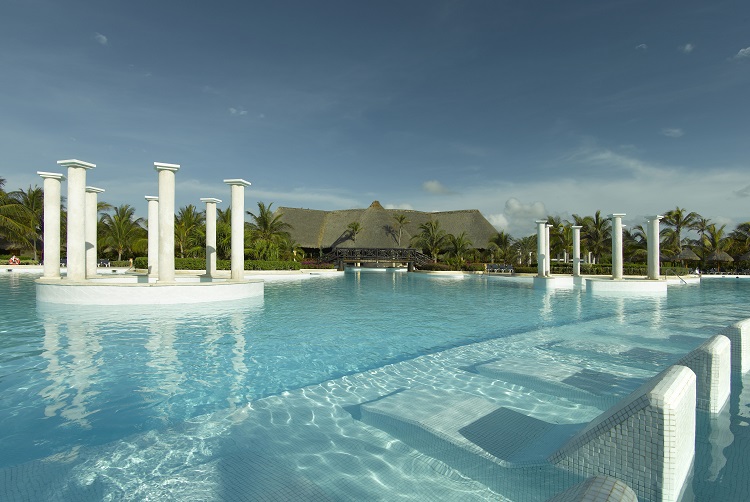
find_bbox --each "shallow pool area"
[1,272,749,500]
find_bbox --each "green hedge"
[133,257,301,271]
[301,261,337,269]
[462,263,485,272]
[515,264,690,276]
[418,263,453,271]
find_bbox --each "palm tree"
[7,186,44,260]
[411,220,448,262]
[623,225,647,263]
[488,231,515,264]
[730,222,750,256]
[347,222,362,243]
[513,234,537,266]
[100,205,146,261]
[216,207,232,260]
[447,231,473,265]
[0,183,33,250]
[246,202,292,260]
[393,213,410,247]
[546,216,565,261]
[573,211,611,264]
[690,215,711,262]
[702,223,730,253]
[662,207,699,253]
[174,204,206,258]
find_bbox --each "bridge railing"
[319,248,431,267]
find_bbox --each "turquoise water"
[1,272,749,500]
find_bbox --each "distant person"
[8,255,20,265]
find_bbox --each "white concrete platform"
[36,277,263,305]
[585,277,668,295]
[533,276,576,290]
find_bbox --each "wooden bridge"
[320,248,432,271]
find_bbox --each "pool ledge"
[35,276,264,305]
[585,277,668,295]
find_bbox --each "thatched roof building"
[276,201,498,250]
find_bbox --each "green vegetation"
[1,178,749,275]
[346,221,362,243]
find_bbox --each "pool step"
[359,388,583,468]
[472,358,642,410]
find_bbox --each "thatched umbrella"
[675,248,699,261]
[674,248,700,272]
[706,250,734,272]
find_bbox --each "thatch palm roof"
[674,248,700,261]
[706,250,734,262]
[276,201,498,250]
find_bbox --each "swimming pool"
[1,272,749,500]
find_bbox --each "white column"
[85,186,105,278]
[647,215,663,280]
[57,159,96,281]
[201,197,222,277]
[535,220,547,278]
[572,225,582,277]
[145,196,159,277]
[545,223,552,276]
[155,162,180,282]
[610,213,625,280]
[224,179,251,280]
[37,171,66,279]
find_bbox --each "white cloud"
[734,47,750,59]
[384,203,414,210]
[635,44,648,50]
[229,107,248,116]
[661,128,684,138]
[93,32,108,45]
[422,180,451,194]
[680,43,694,54]
[485,198,547,236]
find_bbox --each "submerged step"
[359,388,584,467]
[473,358,642,409]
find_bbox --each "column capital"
[608,213,626,219]
[37,171,66,180]
[571,225,583,230]
[224,178,251,187]
[85,186,105,194]
[57,159,96,169]
[646,214,663,221]
[154,162,180,172]
[535,219,547,225]
[200,197,222,204]
[145,195,159,202]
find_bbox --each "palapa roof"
[276,201,499,250]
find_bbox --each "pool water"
[1,272,749,500]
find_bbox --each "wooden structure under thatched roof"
[275,201,499,251]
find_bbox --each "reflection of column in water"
[738,373,750,421]
[40,320,66,418]
[145,318,185,412]
[695,406,733,482]
[574,289,582,319]
[228,311,248,410]
[651,294,665,330]
[540,291,553,322]
[62,319,102,427]
[615,296,626,324]
[39,317,101,428]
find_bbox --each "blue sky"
[2,0,749,237]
